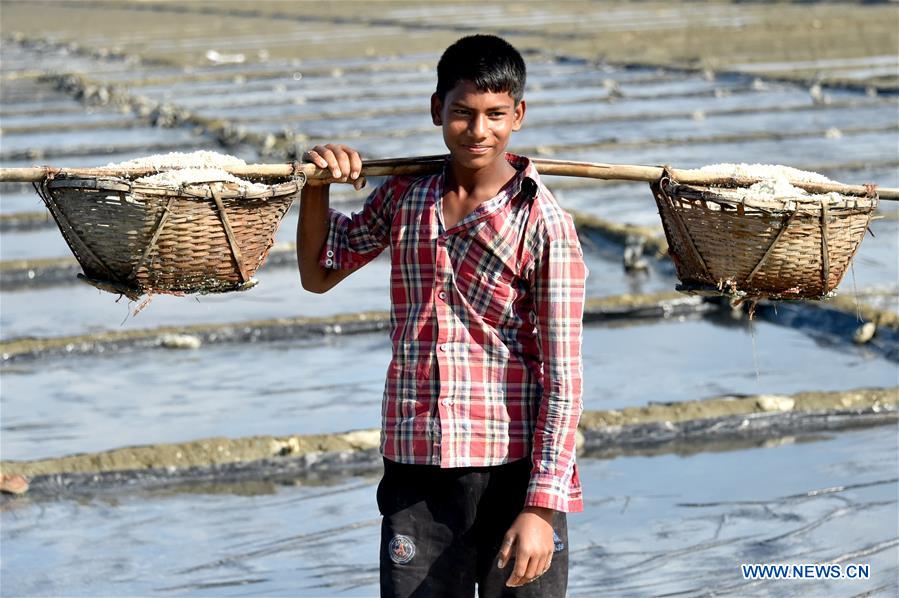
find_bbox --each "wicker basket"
[36,175,302,300]
[651,171,877,300]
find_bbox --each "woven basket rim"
[664,180,878,213]
[46,175,301,200]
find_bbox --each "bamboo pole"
[0,156,894,200]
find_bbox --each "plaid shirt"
[320,154,586,512]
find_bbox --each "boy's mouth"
[462,144,491,154]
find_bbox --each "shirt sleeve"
[318,177,405,270]
[525,215,587,513]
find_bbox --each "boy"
[297,35,586,597]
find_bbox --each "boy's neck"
[446,154,518,201]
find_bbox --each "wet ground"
[1,2,897,596]
[2,314,896,462]
[2,424,896,597]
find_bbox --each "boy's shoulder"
[526,170,578,245]
[376,172,438,202]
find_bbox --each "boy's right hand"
[303,144,366,190]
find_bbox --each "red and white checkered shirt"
[320,154,586,512]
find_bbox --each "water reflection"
[2,425,895,596]
[2,314,894,461]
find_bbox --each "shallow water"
[2,314,894,462]
[565,129,896,173]
[0,226,679,339]
[0,126,203,156]
[2,425,895,596]
[0,97,87,114]
[0,225,86,261]
[1,46,895,464]
[842,218,899,298]
[0,109,131,129]
[569,424,899,596]
[0,190,45,215]
[261,97,894,142]
[732,54,898,73]
[0,254,390,340]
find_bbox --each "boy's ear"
[512,99,526,132]
[430,93,443,126]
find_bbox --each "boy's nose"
[468,115,488,139]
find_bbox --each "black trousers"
[377,458,568,598]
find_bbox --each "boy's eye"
[453,109,469,115]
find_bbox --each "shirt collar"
[505,153,540,201]
[439,152,539,202]
[435,152,539,232]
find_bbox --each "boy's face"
[431,80,525,171]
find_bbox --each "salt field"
[1,425,895,596]
[1,1,897,596]
[2,315,895,463]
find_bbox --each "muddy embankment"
[1,387,895,498]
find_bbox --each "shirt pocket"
[457,268,516,327]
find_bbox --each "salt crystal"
[756,395,795,412]
[160,334,203,350]
[205,49,245,65]
[853,322,876,344]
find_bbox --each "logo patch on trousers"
[553,531,565,553]
[388,534,416,564]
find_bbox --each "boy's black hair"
[436,35,526,104]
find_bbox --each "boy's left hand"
[496,506,555,587]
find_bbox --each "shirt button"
[325,259,333,267]
[443,399,452,406]
[326,250,334,258]
[439,343,448,352]
[438,291,447,301]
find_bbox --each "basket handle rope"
[210,187,249,284]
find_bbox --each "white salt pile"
[105,150,247,170]
[700,163,834,184]
[134,168,269,192]
[106,151,269,192]
[700,163,837,200]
